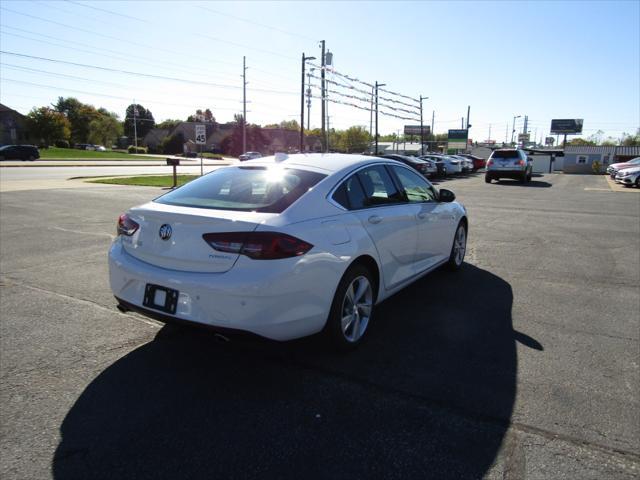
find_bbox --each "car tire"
[325,264,375,350]
[446,222,467,271]
[28,155,35,161]
[520,172,527,183]
[485,174,492,183]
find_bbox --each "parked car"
[450,155,473,173]
[429,154,463,174]
[607,157,640,178]
[239,151,262,161]
[0,144,40,161]
[419,155,447,177]
[614,165,640,187]
[75,143,91,150]
[485,149,533,183]
[458,154,486,170]
[382,154,437,177]
[110,154,468,348]
[95,145,107,152]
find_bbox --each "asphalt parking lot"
[1,172,638,479]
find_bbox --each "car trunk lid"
[123,202,276,273]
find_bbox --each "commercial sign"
[195,124,206,145]
[404,125,431,136]
[447,129,468,149]
[518,133,530,143]
[545,136,555,146]
[550,119,583,135]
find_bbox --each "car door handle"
[368,215,382,224]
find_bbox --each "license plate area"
[143,284,179,314]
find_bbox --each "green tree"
[26,107,71,146]
[160,132,186,154]
[124,104,155,139]
[337,126,370,153]
[88,112,122,147]
[156,119,182,130]
[567,138,596,146]
[621,129,640,146]
[54,97,100,144]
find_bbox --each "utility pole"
[320,40,326,152]
[488,124,492,142]
[369,86,374,152]
[375,81,386,155]
[132,101,138,149]
[523,115,528,135]
[461,117,464,129]
[300,53,316,152]
[306,68,313,131]
[242,56,247,154]
[419,96,428,155]
[431,110,434,151]
[466,105,471,129]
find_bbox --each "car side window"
[332,174,367,210]
[356,165,404,207]
[391,166,437,203]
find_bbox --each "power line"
[0,51,298,95]
[63,0,148,23]
[198,5,316,42]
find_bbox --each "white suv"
[485,149,533,184]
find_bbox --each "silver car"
[615,165,640,187]
[239,151,262,161]
[485,149,533,183]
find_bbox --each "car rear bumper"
[108,241,337,341]
[486,168,526,179]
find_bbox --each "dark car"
[0,145,40,161]
[381,154,437,177]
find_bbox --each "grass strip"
[89,175,198,187]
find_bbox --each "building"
[563,146,640,173]
[0,104,30,145]
[142,128,170,152]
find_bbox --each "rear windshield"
[491,150,520,159]
[155,166,326,213]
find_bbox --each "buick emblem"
[159,224,172,240]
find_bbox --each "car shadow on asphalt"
[53,264,532,479]
[492,179,552,188]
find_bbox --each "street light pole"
[320,40,326,152]
[375,81,386,155]
[300,53,316,153]
[242,56,247,154]
[511,115,521,145]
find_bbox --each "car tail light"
[515,159,525,166]
[486,159,493,167]
[202,232,313,260]
[117,213,139,236]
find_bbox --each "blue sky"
[1,0,638,142]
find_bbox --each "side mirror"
[439,189,456,203]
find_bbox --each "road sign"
[545,136,555,146]
[195,124,206,145]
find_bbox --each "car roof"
[240,153,388,174]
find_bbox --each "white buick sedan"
[109,154,468,348]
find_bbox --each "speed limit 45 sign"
[195,124,206,145]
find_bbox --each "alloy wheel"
[340,276,373,343]
[453,225,467,266]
